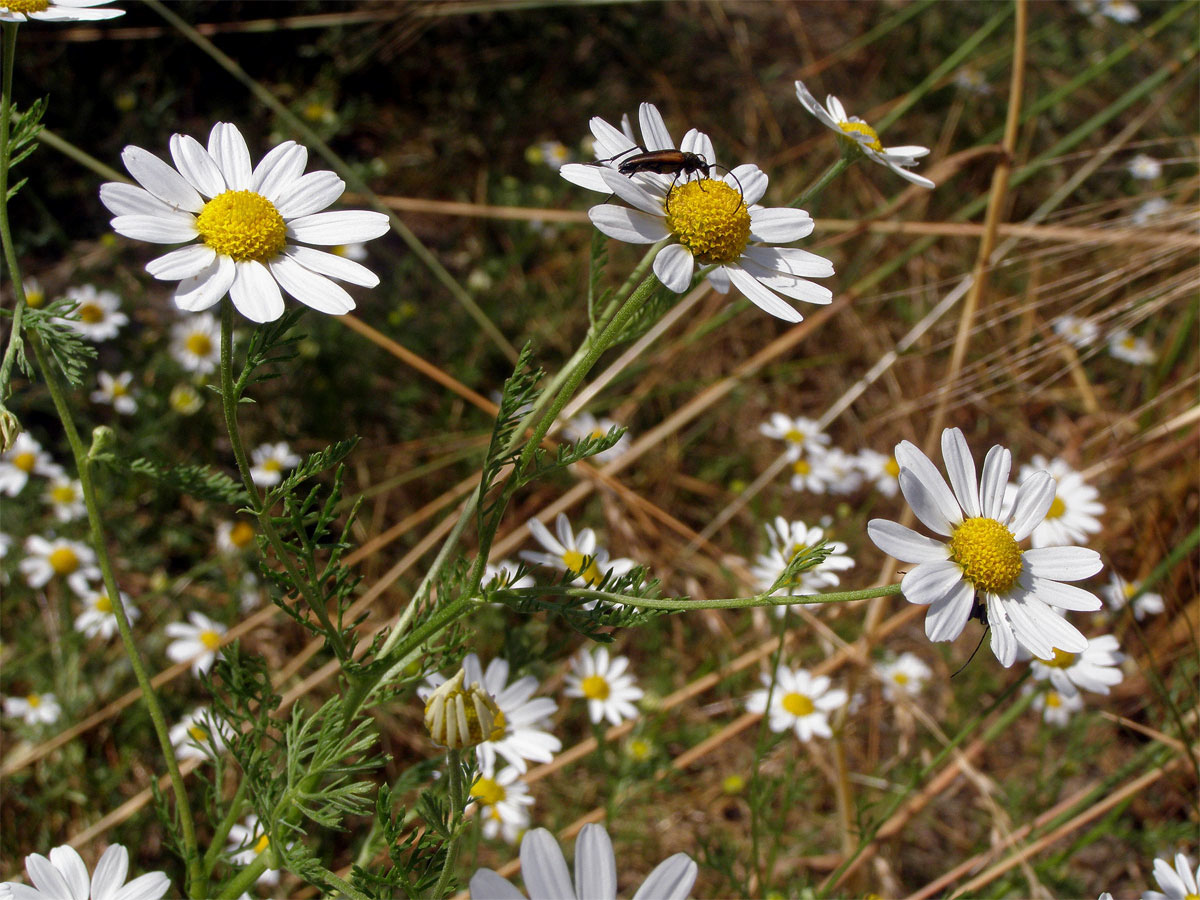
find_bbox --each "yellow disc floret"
[1038,647,1076,669]
[781,691,815,717]
[2,0,50,13]
[14,451,36,473]
[195,190,287,263]
[79,303,105,324]
[471,776,506,807]
[561,549,603,586]
[1045,495,1066,519]
[664,179,750,265]
[186,331,214,358]
[48,546,80,575]
[838,121,884,152]
[948,517,1023,594]
[200,629,222,651]
[580,674,610,701]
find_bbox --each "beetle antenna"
[953,626,990,677]
[713,164,746,205]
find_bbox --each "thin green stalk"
[0,23,29,432]
[202,777,251,877]
[505,582,902,612]
[432,749,466,899]
[747,614,790,894]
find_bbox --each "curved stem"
[0,23,29,422]
[503,582,902,612]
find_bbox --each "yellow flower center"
[580,674,610,700]
[263,458,282,472]
[26,288,45,308]
[1045,690,1062,708]
[253,834,271,855]
[471,776,506,807]
[110,380,129,397]
[781,691,815,717]
[94,594,113,614]
[892,672,910,685]
[3,0,50,13]
[628,737,651,760]
[884,456,900,478]
[170,384,202,414]
[1038,648,1076,669]
[200,629,222,650]
[1045,495,1066,519]
[948,517,1023,594]
[229,521,255,549]
[51,483,77,504]
[26,693,41,707]
[792,459,811,476]
[303,102,329,122]
[664,179,751,265]
[784,428,807,444]
[1122,581,1137,599]
[185,332,214,358]
[48,546,80,575]
[838,121,884,152]
[195,190,287,263]
[13,451,36,472]
[187,724,209,743]
[79,302,105,324]
[561,549,603,586]
[1121,336,1136,350]
[722,774,745,794]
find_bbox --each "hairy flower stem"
[0,23,30,440]
[432,749,467,899]
[26,332,202,892]
[506,582,903,611]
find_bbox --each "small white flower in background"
[562,411,630,463]
[759,413,831,458]
[226,815,279,886]
[1030,634,1125,697]
[216,519,256,554]
[168,382,204,415]
[1108,328,1156,365]
[1132,197,1171,226]
[564,645,643,726]
[22,277,47,309]
[0,432,62,495]
[44,476,85,522]
[795,80,935,189]
[330,241,368,261]
[745,665,847,742]
[165,611,226,675]
[238,573,263,612]
[3,692,61,726]
[99,121,390,323]
[74,588,138,641]
[1144,852,1200,900]
[812,447,863,494]
[536,140,572,170]
[170,312,221,374]
[1053,314,1100,348]
[953,66,993,96]
[90,371,138,414]
[470,823,697,900]
[1127,153,1162,180]
[875,652,933,700]
[1099,0,1139,23]
[420,653,561,775]
[20,536,100,596]
[867,427,1103,667]
[169,707,232,761]
[470,766,534,845]
[0,0,124,23]
[1008,455,1105,549]
[62,285,127,341]
[482,559,535,591]
[750,516,855,605]
[1026,683,1084,727]
[787,454,830,494]
[249,441,301,487]
[521,513,635,590]
[1101,572,1165,620]
[856,447,901,497]
[0,844,170,900]
[559,103,835,323]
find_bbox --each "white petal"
[1023,546,1103,581]
[207,122,252,190]
[27,851,82,900]
[574,824,617,900]
[707,265,731,292]
[111,213,199,243]
[726,265,802,322]
[229,260,285,323]
[898,469,958,536]
[883,159,936,189]
[587,205,668,244]
[596,167,667,217]
[923,579,975,641]
[895,441,962,532]
[737,255,832,304]
[174,255,235,312]
[108,871,170,900]
[559,163,614,193]
[885,145,931,158]
[100,182,175,217]
[901,559,966,606]
[269,255,355,315]
[146,244,216,281]
[90,845,129,900]
[742,244,834,279]
[169,134,226,198]
[589,116,638,162]
[274,170,345,219]
[638,102,674,151]
[941,428,980,518]
[283,245,379,287]
[748,206,815,243]
[867,519,950,563]
[287,210,391,245]
[727,164,766,206]
[252,141,309,202]
[987,598,1019,666]
[1022,575,1101,611]
[469,869,526,900]
[633,854,698,900]
[520,829,573,900]
[1006,593,1088,655]
[1007,471,1055,540]
[679,128,715,166]
[653,243,695,292]
[978,445,1011,519]
[121,146,203,212]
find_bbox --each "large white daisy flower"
[100,122,390,323]
[0,844,170,900]
[470,823,697,900]
[520,514,634,590]
[559,103,834,323]
[0,0,123,23]
[745,665,847,742]
[866,427,1103,667]
[1144,852,1200,900]
[795,80,935,189]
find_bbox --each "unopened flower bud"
[424,668,503,749]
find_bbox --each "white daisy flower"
[564,646,643,726]
[1144,852,1200,900]
[0,432,62,495]
[561,412,631,463]
[954,67,993,96]
[866,427,1103,667]
[534,140,571,170]
[74,587,138,640]
[420,653,561,776]
[0,844,170,900]
[238,573,263,612]
[1026,683,1085,727]
[521,513,635,589]
[165,611,226,676]
[750,516,855,604]
[1128,153,1162,180]
[1132,197,1171,225]
[1099,0,1140,23]
[3,692,61,726]
[745,665,847,742]
[482,559,534,591]
[875,652,933,700]
[90,371,138,414]
[226,815,279,887]
[1101,572,1165,620]
[794,80,935,189]
[0,0,124,23]
[1010,455,1105,549]
[169,312,221,374]
[44,476,85,522]
[168,382,203,415]
[99,121,390,323]
[787,454,831,494]
[1030,633,1125,697]
[559,103,834,323]
[812,447,863,494]
[759,412,831,459]
[1108,328,1156,365]
[62,285,127,341]
[856,448,901,497]
[470,823,697,900]
[216,519,257,555]
[169,707,232,761]
[1053,315,1100,348]
[470,766,534,846]
[20,536,99,596]
[249,441,301,487]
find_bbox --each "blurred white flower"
[250,441,301,487]
[170,313,221,374]
[0,432,63,496]
[3,692,61,726]
[1127,153,1162,180]
[470,766,534,845]
[63,285,127,341]
[20,536,99,596]
[74,588,138,641]
[165,611,226,675]
[1101,572,1164,620]
[564,646,643,726]
[746,665,847,742]
[1108,328,1156,365]
[875,652,933,700]
[169,707,233,761]
[1053,315,1100,348]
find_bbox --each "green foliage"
[20,298,96,387]
[763,540,835,596]
[478,342,544,535]
[111,456,248,505]
[4,98,44,201]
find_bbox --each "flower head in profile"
[169,313,221,374]
[867,427,1103,667]
[100,122,390,323]
[75,588,138,641]
[3,691,61,726]
[63,285,127,341]
[559,103,834,323]
[470,823,697,900]
[0,844,170,900]
[250,441,301,487]
[0,0,124,24]
[745,665,847,742]
[423,668,504,750]
[1101,571,1164,620]
[1053,315,1100,348]
[1009,455,1104,549]
[0,432,62,496]
[169,707,232,761]
[875,652,933,700]
[20,536,100,596]
[795,80,935,188]
[1108,328,1156,365]
[469,766,534,845]
[564,646,643,726]
[165,611,226,676]
[1029,634,1124,697]
[90,371,138,415]
[1144,852,1199,900]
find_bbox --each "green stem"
[503,582,902,612]
[433,749,466,899]
[748,613,790,893]
[203,777,250,876]
[0,23,29,422]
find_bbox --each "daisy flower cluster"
[749,516,854,613]
[1051,314,1158,365]
[758,413,901,497]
